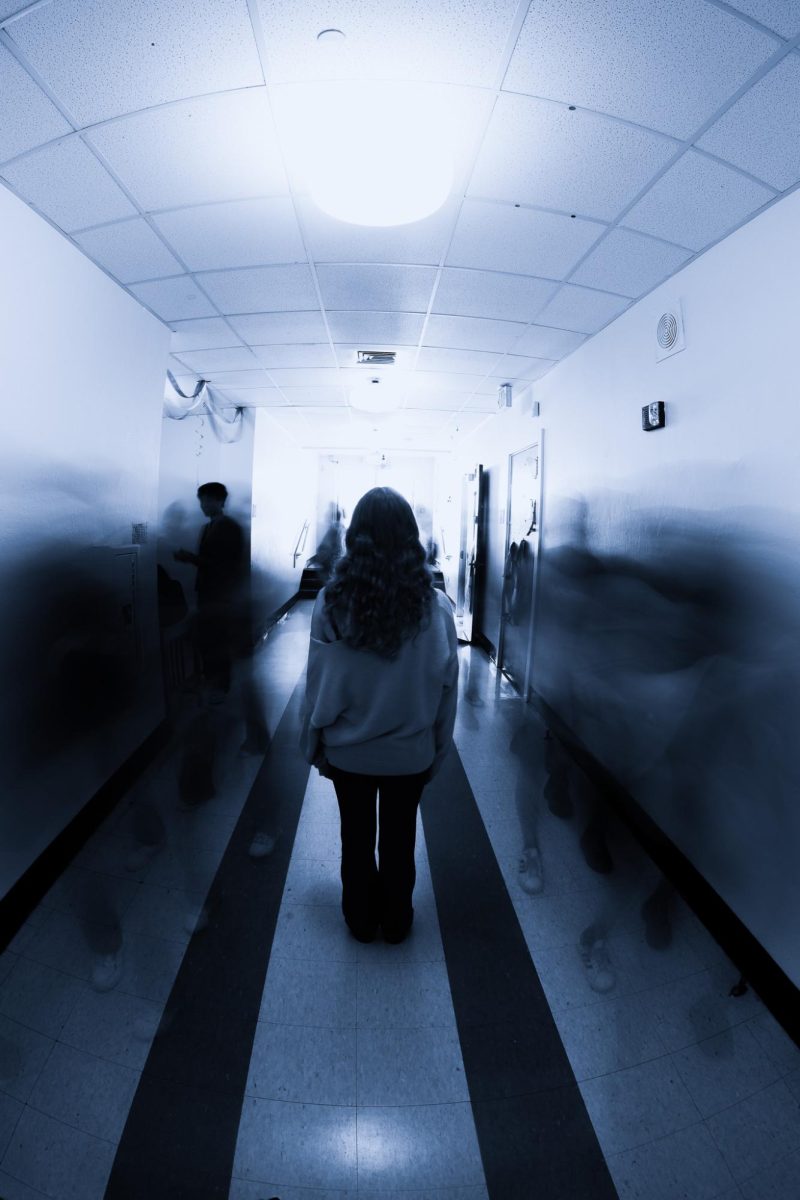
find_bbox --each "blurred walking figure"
[174,481,244,702]
[301,487,459,944]
[307,503,345,583]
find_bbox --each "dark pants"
[328,766,430,938]
[194,602,233,693]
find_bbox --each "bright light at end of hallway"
[287,80,454,226]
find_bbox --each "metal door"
[498,441,542,698]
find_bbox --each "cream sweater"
[301,587,459,777]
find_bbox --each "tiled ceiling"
[2,0,799,452]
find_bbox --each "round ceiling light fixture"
[349,376,402,413]
[297,80,454,227]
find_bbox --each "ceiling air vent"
[655,302,685,362]
[357,350,396,365]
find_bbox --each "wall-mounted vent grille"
[357,350,396,365]
[655,302,685,362]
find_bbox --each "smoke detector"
[655,302,685,361]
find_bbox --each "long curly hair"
[323,487,435,659]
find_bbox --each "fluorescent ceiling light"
[287,81,454,227]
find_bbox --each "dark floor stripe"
[422,747,618,1200]
[106,676,311,1200]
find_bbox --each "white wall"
[456,187,800,986]
[0,182,170,899]
[251,412,318,625]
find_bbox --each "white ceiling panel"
[724,1,800,37]
[86,90,287,212]
[423,314,526,354]
[404,390,471,411]
[255,344,336,368]
[174,347,265,374]
[281,388,346,406]
[697,55,800,192]
[416,347,503,376]
[169,318,243,352]
[11,0,263,126]
[1,137,136,230]
[0,44,71,164]
[316,265,437,312]
[129,276,216,320]
[200,369,276,388]
[570,229,693,298]
[228,311,328,343]
[511,325,587,359]
[326,311,425,345]
[212,387,286,406]
[264,368,342,388]
[73,217,183,283]
[462,393,501,411]
[152,198,306,272]
[469,93,678,222]
[623,149,776,251]
[446,200,605,279]
[433,267,556,323]
[199,265,319,314]
[503,0,778,140]
[492,355,555,383]
[0,3,35,19]
[298,196,458,266]
[257,0,520,88]
[535,285,630,334]
[414,371,492,394]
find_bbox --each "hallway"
[1,605,798,1199]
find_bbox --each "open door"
[498,441,542,698]
[456,464,485,644]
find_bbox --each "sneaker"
[579,937,615,994]
[518,847,543,894]
[91,950,123,993]
[248,831,276,859]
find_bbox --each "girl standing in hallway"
[301,487,459,943]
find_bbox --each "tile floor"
[0,610,798,1199]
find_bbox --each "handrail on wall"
[293,519,310,568]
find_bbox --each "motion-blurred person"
[307,503,345,583]
[301,487,458,944]
[174,481,244,702]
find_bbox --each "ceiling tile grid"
[723,1,800,38]
[316,264,438,313]
[415,347,506,376]
[278,387,346,406]
[174,347,266,374]
[256,344,337,368]
[210,386,286,407]
[297,196,459,267]
[73,217,183,283]
[0,3,37,20]
[198,265,319,314]
[85,90,288,212]
[422,314,527,354]
[228,311,329,344]
[446,199,606,279]
[492,354,556,383]
[129,276,217,321]
[503,0,780,139]
[168,318,244,352]
[326,311,426,345]
[570,228,694,298]
[199,368,277,389]
[433,267,557,323]
[256,0,521,88]
[534,284,631,334]
[0,42,71,163]
[468,92,680,221]
[152,198,306,272]
[0,136,137,230]
[9,0,264,125]
[622,148,778,251]
[510,324,587,359]
[696,54,800,192]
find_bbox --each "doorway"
[456,464,485,644]
[498,440,542,698]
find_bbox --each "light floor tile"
[271,903,360,963]
[247,1022,357,1105]
[356,1025,470,1105]
[356,959,456,1030]
[59,987,164,1070]
[671,1024,783,1118]
[0,1015,54,1104]
[579,1055,702,1157]
[607,1121,735,1199]
[233,1097,357,1190]
[556,989,667,1081]
[0,1091,24,1159]
[644,970,765,1052]
[0,1169,50,1199]
[229,1181,351,1200]
[740,1146,800,1200]
[283,856,341,905]
[356,1103,484,1190]
[0,953,20,988]
[0,959,86,1040]
[259,956,357,1028]
[1,1106,116,1200]
[706,1079,800,1182]
[746,1011,800,1075]
[27,1041,139,1143]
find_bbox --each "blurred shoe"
[518,847,543,894]
[184,905,210,935]
[544,775,573,819]
[248,831,276,859]
[579,937,615,993]
[91,949,123,992]
[381,913,413,944]
[346,919,378,944]
[580,826,614,874]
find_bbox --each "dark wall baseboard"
[533,691,800,1050]
[0,719,172,952]
[253,592,301,646]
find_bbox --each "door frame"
[497,432,544,700]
